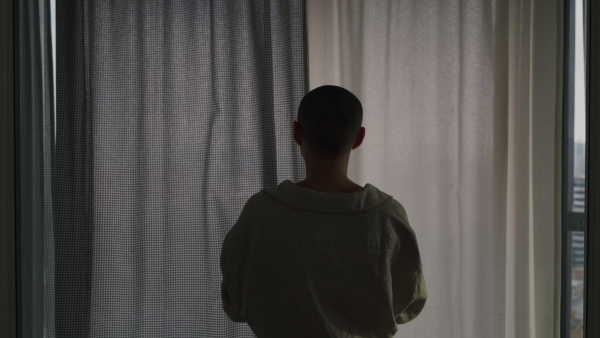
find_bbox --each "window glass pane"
[570,231,585,337]
[568,0,586,337]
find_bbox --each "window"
[562,0,588,337]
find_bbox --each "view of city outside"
[571,190,585,338]
[569,0,586,337]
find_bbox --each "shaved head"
[297,85,363,159]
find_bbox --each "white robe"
[220,179,427,338]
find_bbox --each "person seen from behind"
[220,85,427,338]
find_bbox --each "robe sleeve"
[221,282,245,322]
[220,194,263,323]
[391,212,428,324]
[220,233,246,322]
[392,252,427,324]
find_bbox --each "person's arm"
[220,233,246,322]
[391,252,427,324]
[390,210,428,324]
[220,193,263,323]
[221,283,245,322]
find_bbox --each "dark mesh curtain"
[55,1,307,337]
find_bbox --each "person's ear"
[351,127,365,150]
[293,121,302,146]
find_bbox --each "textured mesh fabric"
[55,1,307,336]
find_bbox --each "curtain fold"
[55,1,307,336]
[17,0,56,337]
[306,0,562,337]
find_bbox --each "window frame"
[562,0,599,337]
[560,0,582,334]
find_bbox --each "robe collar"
[260,179,393,214]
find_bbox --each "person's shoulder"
[244,189,269,208]
[382,197,409,224]
[238,182,280,208]
[224,190,269,245]
[367,184,408,222]
[369,191,421,258]
[367,185,417,238]
[230,191,269,228]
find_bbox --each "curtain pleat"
[55,1,307,337]
[17,0,56,337]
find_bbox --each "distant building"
[574,142,585,177]
[571,231,585,267]
[571,176,585,268]
[570,155,586,333]
[572,176,585,213]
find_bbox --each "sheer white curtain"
[306,0,562,337]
